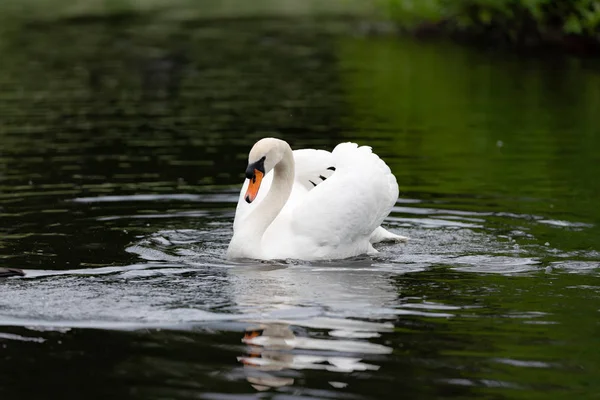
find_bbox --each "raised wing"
[290,143,398,257]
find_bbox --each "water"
[1,13,600,400]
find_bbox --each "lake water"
[1,14,600,400]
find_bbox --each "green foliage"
[378,0,600,43]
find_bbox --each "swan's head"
[244,138,288,203]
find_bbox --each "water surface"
[1,14,599,400]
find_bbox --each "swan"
[227,138,407,260]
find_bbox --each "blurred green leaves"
[377,0,600,45]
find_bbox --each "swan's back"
[266,142,398,259]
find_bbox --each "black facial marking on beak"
[245,195,251,203]
[327,166,336,171]
[245,156,266,180]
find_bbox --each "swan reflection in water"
[238,321,392,391]
[227,262,397,391]
[127,230,406,392]
[239,324,296,391]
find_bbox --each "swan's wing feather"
[290,143,398,254]
[291,149,336,190]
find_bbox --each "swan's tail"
[370,226,409,244]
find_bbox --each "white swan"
[227,138,407,260]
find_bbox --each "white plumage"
[227,138,407,260]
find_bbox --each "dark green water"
[1,14,599,400]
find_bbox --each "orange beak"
[245,169,264,203]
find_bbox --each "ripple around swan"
[1,173,599,399]
[0,209,591,333]
[1,187,598,399]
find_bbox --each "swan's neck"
[232,144,294,257]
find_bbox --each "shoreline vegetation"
[377,0,600,54]
[1,0,599,55]
[0,0,598,56]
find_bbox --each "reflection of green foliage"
[0,16,350,188]
[393,269,600,398]
[377,0,600,44]
[337,35,600,251]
